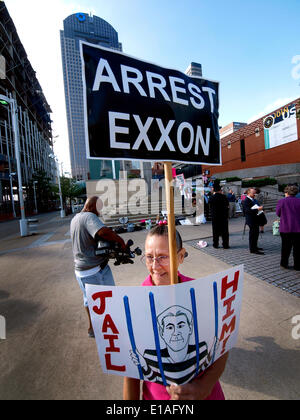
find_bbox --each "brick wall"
[204,98,300,177]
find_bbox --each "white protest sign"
[86,265,243,386]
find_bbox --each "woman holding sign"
[123,225,228,400]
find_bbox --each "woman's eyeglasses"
[141,255,170,267]
[141,250,183,267]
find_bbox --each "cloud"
[247,97,296,124]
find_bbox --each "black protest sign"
[80,41,221,165]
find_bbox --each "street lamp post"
[0,93,28,236]
[9,172,16,218]
[49,153,65,218]
[57,161,65,218]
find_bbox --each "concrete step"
[106,218,158,229]
[103,210,192,228]
[116,201,183,212]
[102,199,184,220]
[263,197,282,211]
[103,214,159,224]
[102,208,185,220]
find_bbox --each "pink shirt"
[141,272,225,400]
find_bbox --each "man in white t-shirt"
[70,196,125,337]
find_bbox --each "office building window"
[240,139,246,162]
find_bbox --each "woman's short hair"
[147,224,183,251]
[284,185,299,196]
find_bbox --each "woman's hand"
[166,378,213,400]
[129,349,147,370]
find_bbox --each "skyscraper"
[185,62,202,78]
[172,62,204,178]
[60,12,122,180]
[0,1,55,219]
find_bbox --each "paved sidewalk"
[0,211,299,400]
[0,211,72,255]
[0,211,63,238]
[174,212,300,297]
[187,229,300,298]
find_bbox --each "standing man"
[70,196,126,337]
[255,188,265,233]
[227,189,236,218]
[243,188,264,255]
[209,181,230,249]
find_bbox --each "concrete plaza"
[0,211,299,400]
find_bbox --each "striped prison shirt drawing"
[141,341,209,386]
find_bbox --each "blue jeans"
[75,265,115,307]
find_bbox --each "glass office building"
[60,13,122,180]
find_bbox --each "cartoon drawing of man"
[130,305,216,386]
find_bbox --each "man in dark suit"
[243,188,264,254]
[209,181,230,249]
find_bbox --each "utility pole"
[33,180,38,214]
[49,152,65,218]
[57,160,65,218]
[9,172,16,218]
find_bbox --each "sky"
[4,0,300,173]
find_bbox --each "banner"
[264,103,298,149]
[80,42,221,165]
[86,265,243,385]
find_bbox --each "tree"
[31,169,56,212]
[53,176,86,211]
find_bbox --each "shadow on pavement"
[222,336,300,400]
[0,298,43,333]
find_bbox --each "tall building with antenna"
[60,12,122,180]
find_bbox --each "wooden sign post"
[81,43,221,282]
[164,162,178,285]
